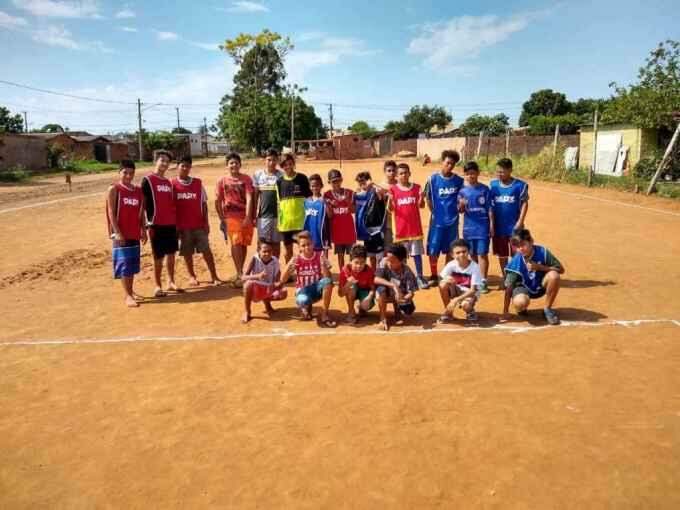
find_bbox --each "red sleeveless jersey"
[294,251,323,289]
[172,177,205,230]
[107,183,143,240]
[324,189,356,245]
[390,183,423,241]
[145,173,176,226]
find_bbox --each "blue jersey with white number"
[489,178,528,237]
[426,172,464,227]
[354,189,372,241]
[303,197,327,251]
[460,183,491,239]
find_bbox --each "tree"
[0,106,24,133]
[142,131,185,155]
[348,120,377,138]
[607,39,680,130]
[385,105,452,140]
[458,113,509,136]
[519,89,571,126]
[171,127,192,135]
[40,124,65,133]
[526,114,582,135]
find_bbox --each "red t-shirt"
[390,183,423,241]
[216,174,254,219]
[339,264,375,290]
[173,177,206,230]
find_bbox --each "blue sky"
[0,0,678,134]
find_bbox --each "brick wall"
[463,134,579,160]
[109,143,129,162]
[392,139,417,154]
[333,135,374,160]
[416,137,466,160]
[0,134,48,171]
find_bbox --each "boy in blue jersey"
[423,149,464,287]
[490,158,529,287]
[303,174,330,258]
[354,171,384,269]
[458,161,494,294]
[502,229,564,325]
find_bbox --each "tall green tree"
[458,113,509,136]
[348,120,377,138]
[385,105,452,140]
[0,106,24,133]
[607,39,680,130]
[526,114,582,135]
[519,89,571,126]
[40,124,65,133]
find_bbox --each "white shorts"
[397,239,424,257]
[257,217,282,244]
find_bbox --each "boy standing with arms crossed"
[303,173,330,257]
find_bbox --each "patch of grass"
[0,167,30,183]
[64,160,123,174]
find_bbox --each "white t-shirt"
[248,254,280,286]
[440,259,482,292]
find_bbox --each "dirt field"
[1,158,680,509]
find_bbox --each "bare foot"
[167,282,185,293]
[378,319,389,331]
[153,287,167,298]
[188,277,200,287]
[125,295,139,308]
[300,307,312,321]
[241,312,251,324]
[210,278,224,286]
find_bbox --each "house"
[70,135,129,163]
[369,131,394,157]
[579,123,659,176]
[0,133,48,171]
[333,134,374,160]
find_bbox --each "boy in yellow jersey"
[275,153,312,264]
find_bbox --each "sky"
[0,0,678,134]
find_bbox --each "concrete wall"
[0,134,48,171]
[334,135,374,160]
[464,134,579,161]
[109,143,129,162]
[392,139,417,155]
[579,124,658,171]
[417,137,466,160]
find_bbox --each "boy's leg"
[320,279,335,326]
[478,254,489,279]
[153,256,164,295]
[377,288,389,330]
[202,248,221,284]
[231,244,247,278]
[512,288,531,313]
[542,271,561,325]
[121,277,138,307]
[344,285,358,321]
[166,254,182,291]
[184,254,199,286]
[438,281,452,310]
[242,281,253,323]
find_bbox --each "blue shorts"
[465,238,490,256]
[112,240,141,279]
[427,224,458,256]
[295,277,333,307]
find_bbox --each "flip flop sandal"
[437,314,453,324]
[153,289,167,298]
[320,318,337,328]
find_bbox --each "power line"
[0,79,136,105]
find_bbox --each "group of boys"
[106,148,565,328]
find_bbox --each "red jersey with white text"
[172,177,205,230]
[107,183,143,240]
[324,189,356,245]
[143,173,176,226]
[390,183,423,241]
[294,251,326,289]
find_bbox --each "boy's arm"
[139,193,148,243]
[106,186,122,239]
[214,182,224,222]
[320,256,332,279]
[502,286,513,315]
[240,257,257,281]
[517,200,529,229]
[244,190,254,226]
[489,207,495,238]
[278,259,295,286]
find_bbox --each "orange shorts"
[225,217,254,246]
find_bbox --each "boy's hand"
[526,261,539,272]
[347,276,357,285]
[242,216,253,228]
[514,221,523,231]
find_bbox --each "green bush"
[0,166,29,182]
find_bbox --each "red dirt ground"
[1,158,679,509]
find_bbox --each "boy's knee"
[296,293,310,307]
[513,295,529,311]
[545,271,560,284]
[461,299,474,312]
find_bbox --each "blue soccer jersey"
[489,178,529,237]
[354,189,372,241]
[303,197,327,251]
[460,183,491,239]
[425,172,464,227]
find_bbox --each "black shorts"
[363,233,384,256]
[149,225,178,259]
[282,230,301,246]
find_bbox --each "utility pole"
[203,116,208,157]
[175,107,181,131]
[23,111,28,132]
[137,98,143,161]
[328,103,334,138]
[588,108,599,187]
[290,93,295,154]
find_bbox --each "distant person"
[489,158,529,287]
[172,156,221,286]
[141,150,182,297]
[279,231,336,327]
[374,244,419,331]
[253,148,283,258]
[458,161,494,294]
[276,154,312,264]
[437,239,482,324]
[324,169,356,270]
[241,242,287,323]
[353,171,385,270]
[303,173,330,258]
[424,149,464,287]
[106,160,147,307]
[338,244,376,324]
[502,229,564,326]
[215,152,254,288]
[387,162,428,289]
[423,153,431,165]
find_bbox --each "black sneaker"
[544,308,560,326]
[427,275,439,288]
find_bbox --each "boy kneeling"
[280,231,337,327]
[502,229,564,325]
[374,244,418,331]
[437,239,482,324]
[241,243,287,323]
[338,244,376,324]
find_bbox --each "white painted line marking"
[0,192,101,215]
[533,185,680,218]
[1,318,678,347]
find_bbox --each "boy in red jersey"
[141,150,182,297]
[388,163,428,289]
[338,244,376,324]
[280,231,336,327]
[376,160,397,251]
[172,156,221,286]
[323,169,356,270]
[106,160,147,307]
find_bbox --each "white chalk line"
[0,192,102,215]
[1,319,678,347]
[533,185,680,218]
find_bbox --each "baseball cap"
[327,169,342,183]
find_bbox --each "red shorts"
[492,236,515,257]
[251,284,287,302]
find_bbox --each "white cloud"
[32,25,80,49]
[223,1,269,13]
[155,30,178,41]
[188,41,220,51]
[407,13,533,69]
[114,6,135,19]
[120,26,137,32]
[0,10,29,29]
[12,0,101,19]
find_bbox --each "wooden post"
[646,122,680,194]
[552,123,560,158]
[505,129,510,157]
[476,130,484,159]
[588,109,598,186]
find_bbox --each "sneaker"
[417,276,430,290]
[544,308,560,326]
[479,280,490,294]
[466,311,479,322]
[427,275,439,288]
